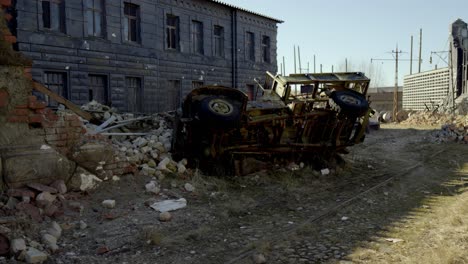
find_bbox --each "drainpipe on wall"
[231,8,238,88]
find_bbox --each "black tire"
[330,90,369,116]
[198,96,241,126]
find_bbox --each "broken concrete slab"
[68,167,103,192]
[24,247,48,263]
[26,183,58,194]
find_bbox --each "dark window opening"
[124,3,140,42]
[42,0,65,33]
[166,15,179,50]
[168,80,181,110]
[85,0,105,37]
[192,81,204,90]
[88,75,108,104]
[126,77,142,112]
[191,20,203,54]
[246,32,255,61]
[214,25,224,57]
[44,72,67,107]
[262,36,271,63]
[246,84,255,100]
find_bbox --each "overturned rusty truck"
[172,71,371,175]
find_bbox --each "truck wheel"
[199,96,241,126]
[330,90,369,116]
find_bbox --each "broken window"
[168,80,181,110]
[262,35,271,63]
[124,3,140,42]
[85,0,105,37]
[214,25,224,57]
[166,15,179,50]
[126,77,142,112]
[246,32,255,61]
[88,75,108,104]
[191,21,203,54]
[41,0,65,33]
[44,72,67,107]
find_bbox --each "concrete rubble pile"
[81,101,189,178]
[402,111,468,143]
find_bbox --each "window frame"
[191,20,204,55]
[246,31,255,61]
[84,0,105,38]
[123,2,140,43]
[262,35,271,63]
[213,25,224,57]
[166,14,180,50]
[40,0,66,33]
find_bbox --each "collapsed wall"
[0,2,135,190]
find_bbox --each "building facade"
[9,0,282,112]
[403,68,450,111]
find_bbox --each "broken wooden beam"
[32,81,93,121]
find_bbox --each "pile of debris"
[81,101,188,178]
[402,111,467,143]
[0,181,78,262]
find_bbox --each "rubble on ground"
[80,101,189,178]
[401,111,467,143]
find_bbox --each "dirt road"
[51,124,467,264]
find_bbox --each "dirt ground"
[33,123,467,264]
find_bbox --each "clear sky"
[226,0,468,87]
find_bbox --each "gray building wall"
[12,0,280,112]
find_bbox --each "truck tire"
[198,96,241,126]
[330,90,369,117]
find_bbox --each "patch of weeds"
[142,226,164,246]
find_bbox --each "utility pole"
[332,65,334,73]
[293,45,297,74]
[282,56,285,75]
[410,35,413,74]
[313,55,316,73]
[392,44,402,121]
[298,46,302,73]
[345,58,348,72]
[371,45,415,122]
[418,28,422,73]
[320,64,323,73]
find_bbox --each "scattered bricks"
[69,119,82,127]
[44,204,58,217]
[24,67,32,79]
[50,180,67,194]
[14,104,28,109]
[28,114,44,124]
[35,108,53,116]
[7,188,36,198]
[27,95,37,105]
[0,0,12,7]
[13,108,29,116]
[0,89,9,108]
[48,221,62,238]
[26,184,57,196]
[11,238,26,253]
[3,35,16,44]
[35,192,56,208]
[29,101,47,110]
[4,13,13,21]
[7,115,28,123]
[102,200,116,209]
[15,202,42,222]
[44,128,56,135]
[25,247,48,263]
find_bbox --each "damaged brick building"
[7,0,282,112]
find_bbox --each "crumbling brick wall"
[0,3,135,183]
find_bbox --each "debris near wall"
[401,111,467,143]
[81,101,189,178]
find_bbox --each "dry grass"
[349,164,468,264]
